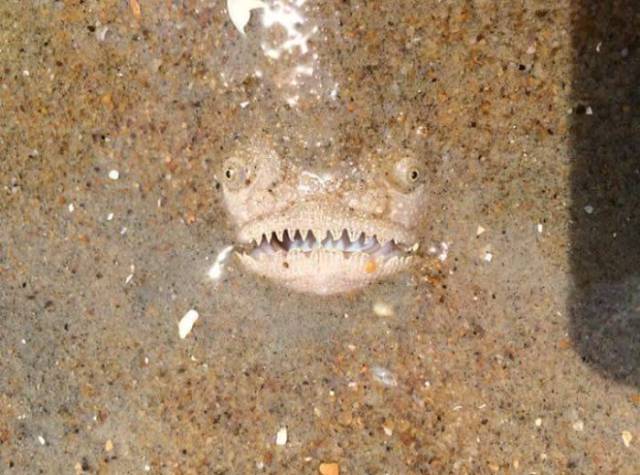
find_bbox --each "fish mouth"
[235,207,418,295]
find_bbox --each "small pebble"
[483,251,493,263]
[105,439,113,452]
[535,418,542,427]
[476,225,486,236]
[129,0,141,18]
[108,170,119,180]
[37,435,46,445]
[96,26,109,42]
[622,430,633,447]
[438,242,450,262]
[572,420,584,432]
[584,205,594,214]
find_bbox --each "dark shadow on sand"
[569,1,640,386]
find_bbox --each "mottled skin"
[220,141,426,295]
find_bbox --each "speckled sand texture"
[1,1,639,474]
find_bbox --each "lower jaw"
[236,249,413,295]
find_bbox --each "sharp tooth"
[345,229,352,242]
[347,229,358,242]
[406,242,419,253]
[334,229,344,241]
[273,230,284,242]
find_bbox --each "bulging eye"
[221,156,253,191]
[389,156,426,192]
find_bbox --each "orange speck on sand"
[364,260,377,273]
[129,0,141,18]
[319,463,339,475]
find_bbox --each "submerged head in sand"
[220,141,426,295]
[217,0,431,294]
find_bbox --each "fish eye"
[389,156,426,192]
[221,156,253,191]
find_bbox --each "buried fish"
[220,141,427,295]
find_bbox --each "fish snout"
[341,188,387,217]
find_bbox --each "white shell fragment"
[108,169,119,180]
[373,302,394,317]
[227,0,266,35]
[372,366,398,387]
[178,309,199,339]
[275,426,288,446]
[208,245,235,280]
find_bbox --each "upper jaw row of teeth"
[251,228,391,245]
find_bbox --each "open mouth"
[235,225,418,295]
[232,203,419,294]
[237,228,417,260]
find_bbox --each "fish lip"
[237,202,416,246]
[236,249,415,295]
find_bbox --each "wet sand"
[1,1,638,473]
